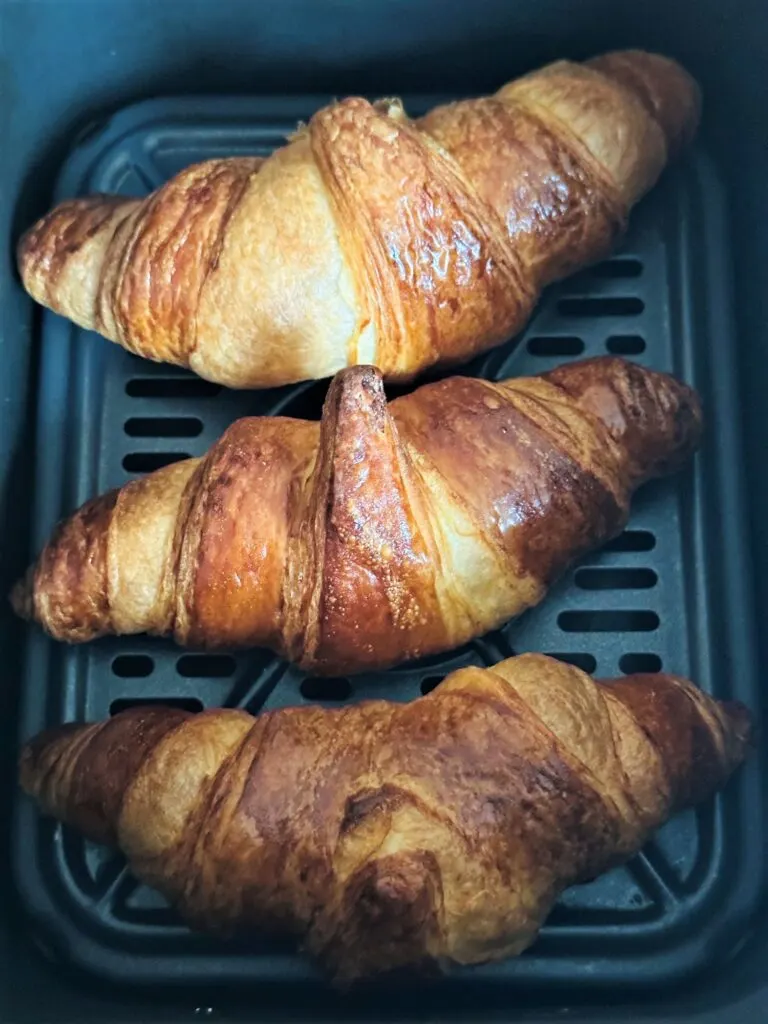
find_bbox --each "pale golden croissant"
[19,653,751,984]
[11,357,701,674]
[18,50,700,388]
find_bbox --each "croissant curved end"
[722,699,756,754]
[9,567,34,621]
[587,50,702,156]
[322,363,387,411]
[17,195,134,317]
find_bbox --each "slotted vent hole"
[176,655,237,678]
[111,654,154,678]
[606,334,646,355]
[123,452,190,472]
[590,258,643,279]
[124,417,203,438]
[575,568,658,590]
[527,336,584,357]
[547,653,597,673]
[420,675,444,695]
[300,677,352,701]
[602,530,656,553]
[558,297,644,317]
[110,696,203,716]
[125,378,222,399]
[559,611,660,632]
[619,653,663,674]
[275,379,329,420]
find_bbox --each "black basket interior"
[11,97,762,991]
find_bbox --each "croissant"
[11,356,701,674]
[18,50,700,388]
[19,653,751,984]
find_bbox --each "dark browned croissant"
[18,51,699,388]
[19,653,751,984]
[11,357,701,674]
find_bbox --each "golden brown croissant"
[19,653,751,984]
[18,50,700,388]
[11,356,701,674]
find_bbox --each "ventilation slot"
[124,417,203,438]
[526,336,584,357]
[590,258,643,279]
[300,677,352,702]
[602,530,656,553]
[557,297,644,317]
[111,654,154,678]
[619,653,663,674]
[275,379,330,421]
[606,334,646,355]
[547,653,597,673]
[384,380,421,402]
[420,675,444,695]
[559,611,659,632]
[176,655,237,678]
[125,378,222,399]
[110,696,204,716]
[123,452,190,472]
[575,568,658,590]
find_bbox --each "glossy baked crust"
[18,51,700,388]
[19,653,750,984]
[11,357,702,672]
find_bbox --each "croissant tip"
[17,723,60,796]
[323,364,387,413]
[10,568,34,621]
[17,742,37,797]
[587,50,701,155]
[334,364,386,386]
[722,700,755,753]
[16,225,38,286]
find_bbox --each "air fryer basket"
[11,96,762,993]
